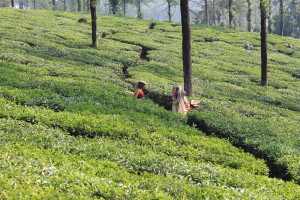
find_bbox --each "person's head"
[137,81,146,89]
[175,86,180,98]
[287,42,292,47]
[173,86,185,99]
[245,43,249,47]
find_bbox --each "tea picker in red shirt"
[133,81,146,99]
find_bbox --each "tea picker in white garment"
[172,86,190,115]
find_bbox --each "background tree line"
[1,0,91,11]
[2,0,299,38]
[191,0,300,38]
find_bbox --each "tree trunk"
[137,1,142,19]
[167,0,172,21]
[229,0,233,27]
[52,0,56,11]
[63,0,67,11]
[217,14,221,25]
[78,0,81,11]
[260,0,268,87]
[268,0,273,34]
[280,0,284,36]
[205,0,209,24]
[180,0,193,96]
[87,0,90,12]
[247,0,253,31]
[90,1,98,48]
[212,0,216,25]
[11,0,14,7]
[33,0,36,9]
[123,0,126,16]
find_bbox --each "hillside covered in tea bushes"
[0,8,300,199]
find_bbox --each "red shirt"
[136,89,144,99]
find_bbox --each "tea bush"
[0,97,268,174]
[1,118,300,199]
[1,7,300,198]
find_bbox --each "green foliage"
[90,0,99,8]
[1,118,300,199]
[273,0,300,38]
[260,0,271,19]
[0,7,300,198]
[109,0,121,14]
[0,0,10,7]
[247,0,254,31]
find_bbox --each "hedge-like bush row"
[1,118,300,199]
[1,7,300,198]
[0,97,267,174]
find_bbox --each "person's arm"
[133,89,140,99]
[183,97,191,110]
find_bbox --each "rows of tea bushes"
[1,118,300,199]
[189,29,300,183]
[1,7,300,198]
[0,94,267,174]
[122,18,300,183]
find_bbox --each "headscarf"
[133,81,146,90]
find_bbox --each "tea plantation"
[0,8,300,199]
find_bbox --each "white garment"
[172,86,187,115]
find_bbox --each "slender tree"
[83,0,91,12]
[109,0,120,14]
[87,0,90,12]
[81,0,90,12]
[62,0,67,11]
[19,1,23,9]
[287,0,300,38]
[166,0,172,21]
[229,0,233,27]
[212,0,216,25]
[247,0,253,31]
[165,0,179,21]
[279,0,284,35]
[214,0,226,26]
[228,0,238,28]
[260,0,268,86]
[268,0,274,33]
[52,0,56,10]
[204,0,209,24]
[78,0,82,11]
[33,0,36,9]
[123,0,126,15]
[136,0,142,19]
[90,0,99,48]
[180,0,193,96]
[11,0,14,7]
